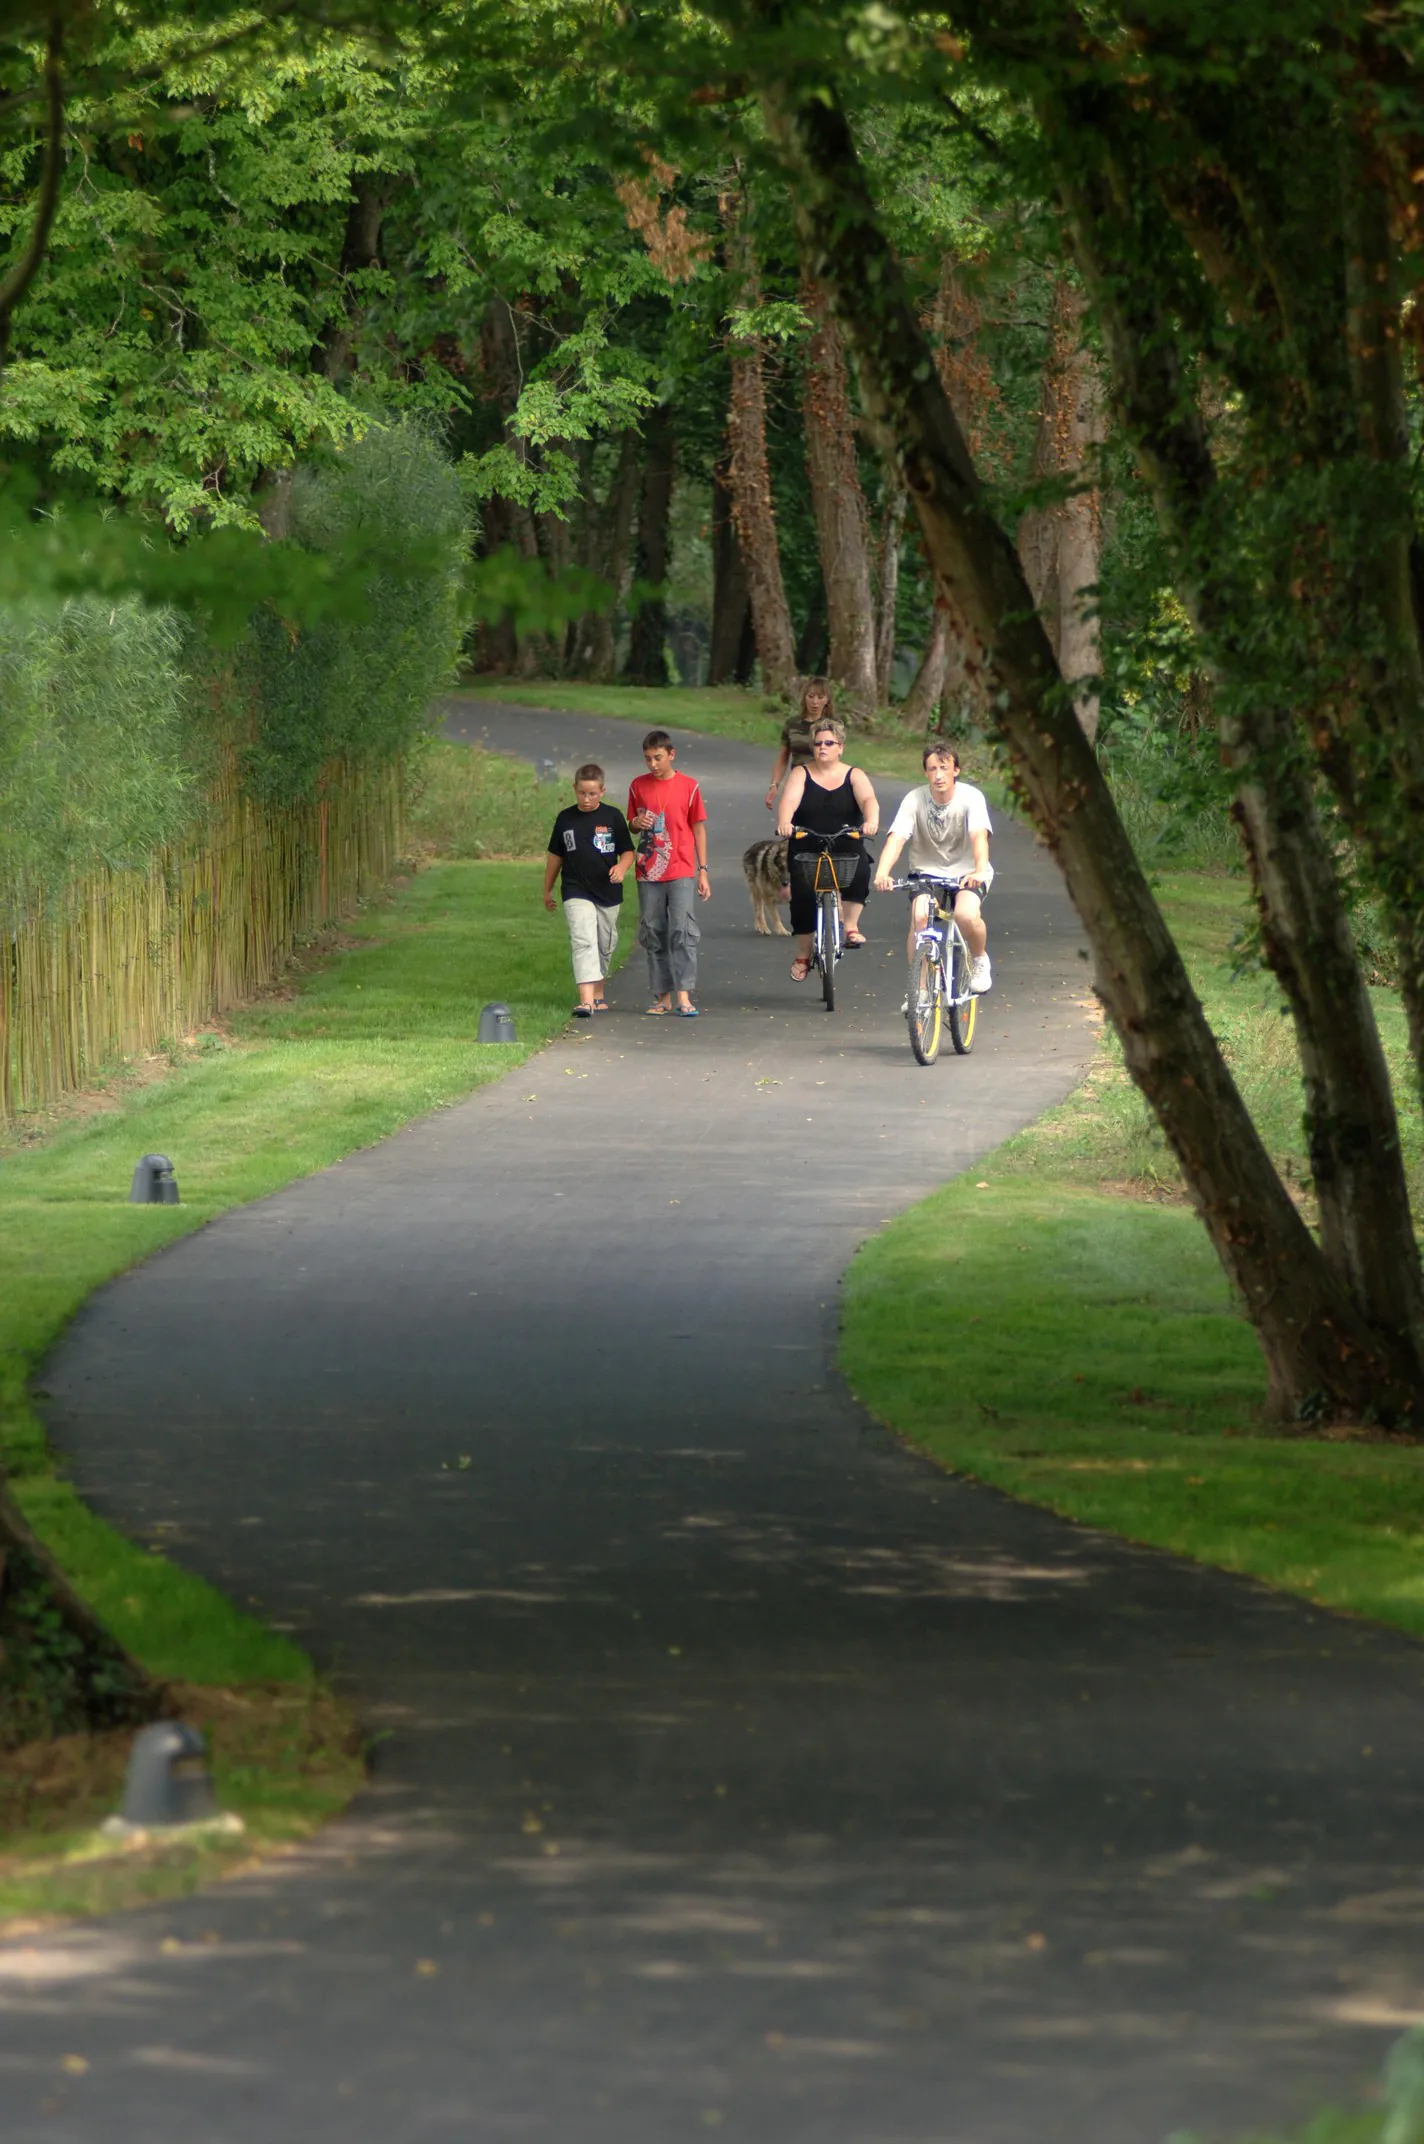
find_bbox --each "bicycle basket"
[790,850,861,891]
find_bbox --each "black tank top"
[795,765,858,837]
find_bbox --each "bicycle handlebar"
[786,823,864,844]
[882,872,982,892]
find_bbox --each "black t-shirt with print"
[547,804,633,907]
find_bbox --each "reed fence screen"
[0,761,403,1121]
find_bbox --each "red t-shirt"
[627,770,707,883]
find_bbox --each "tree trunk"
[762,76,1424,1426]
[477,299,550,677]
[1045,144,1424,1376]
[902,606,951,729]
[733,606,757,685]
[1328,154,1424,1109]
[1016,278,1105,742]
[708,455,752,686]
[795,578,828,674]
[723,207,797,697]
[1,1488,159,1749]
[317,177,386,384]
[875,470,907,704]
[572,429,640,682]
[1222,702,1424,1360]
[928,254,1003,464]
[801,277,878,715]
[622,402,675,686]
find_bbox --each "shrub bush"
[242,422,466,802]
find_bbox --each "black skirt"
[786,832,871,933]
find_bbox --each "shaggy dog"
[742,836,791,935]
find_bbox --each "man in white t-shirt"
[873,743,994,992]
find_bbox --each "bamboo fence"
[0,760,404,1122]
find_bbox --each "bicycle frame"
[900,873,978,1059]
[813,855,845,969]
[788,824,862,1012]
[912,907,972,1010]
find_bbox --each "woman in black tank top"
[776,716,879,979]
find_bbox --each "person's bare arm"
[777,767,808,838]
[542,854,561,911]
[610,846,636,886]
[694,821,711,901]
[765,744,789,811]
[873,830,906,891]
[850,767,879,837]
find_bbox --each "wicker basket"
[790,849,862,891]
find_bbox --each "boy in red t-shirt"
[627,730,711,1016]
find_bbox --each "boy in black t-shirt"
[542,763,636,1016]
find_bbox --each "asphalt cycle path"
[5,702,1423,2143]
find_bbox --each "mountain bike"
[788,825,863,1012]
[888,871,978,1063]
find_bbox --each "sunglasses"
[813,736,839,747]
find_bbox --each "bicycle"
[787,824,864,1012]
[887,871,979,1063]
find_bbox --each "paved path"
[5,704,1423,2143]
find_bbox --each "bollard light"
[118,1721,219,1827]
[129,1153,180,1205]
[477,1002,518,1044]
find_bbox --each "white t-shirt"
[888,781,993,881]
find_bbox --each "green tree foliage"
[243,421,465,799]
[0,15,439,525]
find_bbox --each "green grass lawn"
[407,735,563,858]
[842,870,1424,1638]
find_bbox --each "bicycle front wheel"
[819,891,839,1011]
[906,947,942,1065]
[948,933,977,1054]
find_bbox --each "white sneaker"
[899,996,909,1016]
[969,954,992,994]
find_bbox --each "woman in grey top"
[764,678,831,811]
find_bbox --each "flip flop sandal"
[790,956,813,982]
[644,1002,672,1016]
[592,999,610,1012]
[571,1006,594,1018]
[675,1004,700,1017]
[845,930,867,948]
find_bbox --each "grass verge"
[2,747,600,1908]
[407,735,562,859]
[0,1684,360,1931]
[842,870,1424,1638]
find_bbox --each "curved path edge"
[5,703,1421,2144]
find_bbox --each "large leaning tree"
[521,0,1424,1428]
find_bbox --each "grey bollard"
[477,1002,518,1044]
[129,1152,180,1204]
[119,1721,219,1827]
